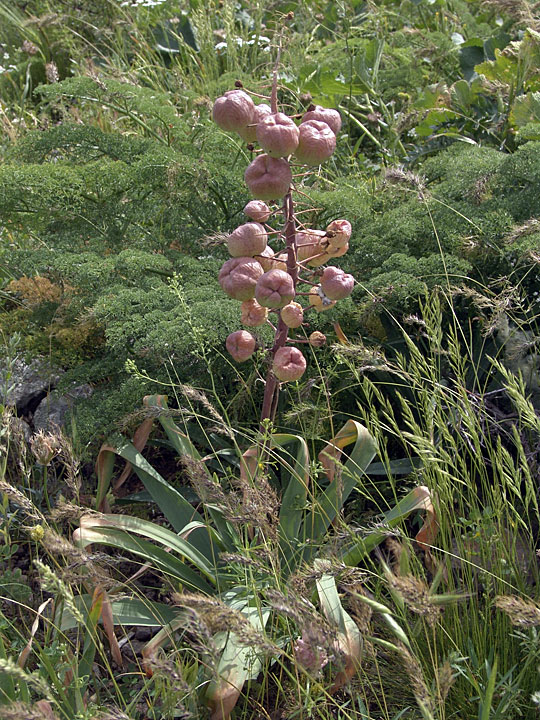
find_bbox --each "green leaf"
[510,92,540,127]
[306,420,378,543]
[75,515,216,593]
[59,595,179,631]
[206,605,271,720]
[108,440,214,559]
[315,565,362,691]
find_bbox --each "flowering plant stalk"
[212,39,355,429]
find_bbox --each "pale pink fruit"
[326,242,349,258]
[296,230,326,262]
[301,105,342,135]
[280,302,304,328]
[244,200,271,223]
[226,330,256,362]
[244,154,292,201]
[240,298,268,327]
[273,346,306,382]
[227,222,267,258]
[219,257,264,301]
[326,219,352,248]
[273,251,288,269]
[308,285,336,312]
[256,112,299,157]
[255,269,295,309]
[320,266,355,300]
[294,120,336,165]
[257,245,276,272]
[212,90,255,133]
[309,331,326,347]
[238,103,272,142]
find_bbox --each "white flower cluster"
[215,34,271,56]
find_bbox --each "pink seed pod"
[281,301,304,328]
[294,120,336,166]
[244,154,292,201]
[255,269,295,309]
[219,257,264,301]
[240,298,268,327]
[244,200,271,223]
[308,285,336,312]
[296,229,326,262]
[212,90,255,133]
[326,219,352,248]
[226,330,256,362]
[238,103,272,142]
[273,251,288,269]
[273,346,307,382]
[320,266,355,300]
[256,112,299,157]
[227,222,267,258]
[309,331,326,347]
[301,105,342,135]
[257,245,276,272]
[326,242,349,258]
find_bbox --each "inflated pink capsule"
[244,200,272,223]
[273,346,306,382]
[238,103,272,142]
[227,222,267,258]
[295,230,326,262]
[280,302,304,328]
[320,266,355,300]
[226,330,256,362]
[309,331,326,347]
[326,219,352,248]
[294,120,336,166]
[244,154,292,201]
[213,90,255,133]
[256,112,299,157]
[255,269,295,309]
[240,298,268,327]
[219,257,264,301]
[256,245,276,272]
[301,105,342,135]
[308,285,336,312]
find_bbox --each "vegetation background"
[0,0,540,719]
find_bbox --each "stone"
[0,357,63,410]
[33,384,93,432]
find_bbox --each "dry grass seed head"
[495,595,540,626]
[389,574,442,627]
[398,643,436,716]
[173,593,275,654]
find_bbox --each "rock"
[0,357,63,410]
[33,384,93,432]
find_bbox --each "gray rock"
[0,357,63,411]
[33,384,93,432]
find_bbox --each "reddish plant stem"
[259,190,296,430]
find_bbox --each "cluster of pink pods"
[212,87,355,383]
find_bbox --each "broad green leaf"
[305,420,378,543]
[315,565,362,691]
[59,595,178,631]
[271,434,310,551]
[510,92,540,127]
[75,516,216,593]
[107,440,214,560]
[342,486,436,566]
[206,606,270,720]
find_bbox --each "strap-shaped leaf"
[59,595,178,632]
[307,420,378,542]
[206,605,271,720]
[315,564,362,692]
[99,440,215,559]
[74,515,216,593]
[342,486,438,566]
